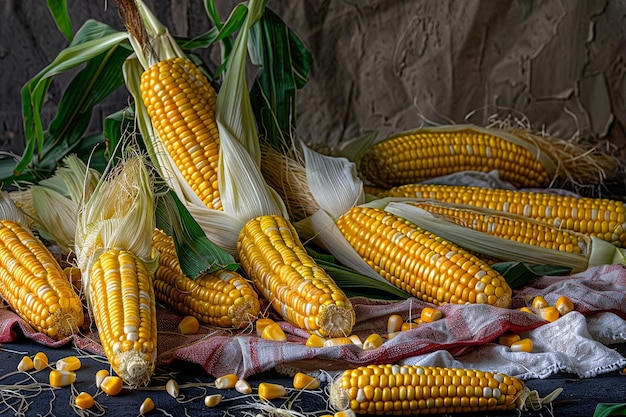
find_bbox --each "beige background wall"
[2,1,625,162]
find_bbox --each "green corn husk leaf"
[490,262,572,290]
[593,403,626,417]
[46,0,73,42]
[18,19,129,175]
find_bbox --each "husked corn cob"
[140,57,222,210]
[407,201,585,254]
[237,214,356,337]
[152,229,260,328]
[0,220,84,340]
[383,184,626,247]
[330,364,527,415]
[335,206,511,307]
[88,248,156,387]
[359,126,553,189]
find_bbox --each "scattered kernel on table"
[74,392,95,410]
[33,352,48,370]
[177,315,200,335]
[235,379,252,394]
[95,369,109,388]
[510,337,533,353]
[362,333,384,350]
[531,295,548,309]
[17,355,34,372]
[49,369,76,387]
[214,374,238,389]
[261,322,287,341]
[498,332,521,347]
[100,375,123,396]
[556,295,574,315]
[258,382,287,400]
[305,334,326,347]
[165,379,179,397]
[539,306,560,322]
[139,397,155,415]
[56,355,81,371]
[387,314,403,333]
[293,372,320,390]
[204,394,223,407]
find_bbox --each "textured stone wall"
[2,1,625,162]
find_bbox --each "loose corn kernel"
[305,334,326,348]
[100,375,123,396]
[74,392,95,410]
[258,382,287,401]
[204,394,223,407]
[95,369,109,389]
[510,338,533,352]
[531,295,548,309]
[56,356,81,371]
[348,334,363,347]
[261,322,287,341]
[401,322,419,331]
[498,332,521,347]
[539,306,560,322]
[17,356,34,372]
[255,318,276,337]
[235,379,252,394]
[166,379,179,398]
[49,369,76,387]
[362,333,384,350]
[334,411,357,417]
[421,306,443,322]
[139,397,155,415]
[33,352,48,370]
[387,314,404,333]
[177,316,200,335]
[556,295,574,315]
[293,373,320,390]
[324,337,353,347]
[519,307,534,314]
[215,374,238,389]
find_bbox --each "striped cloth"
[1,264,625,380]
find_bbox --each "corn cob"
[87,248,156,388]
[329,364,529,415]
[335,206,512,307]
[359,126,554,189]
[407,201,586,253]
[237,214,355,337]
[383,184,626,247]
[0,220,84,340]
[140,56,222,210]
[152,229,260,328]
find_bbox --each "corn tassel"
[238,214,355,337]
[0,220,84,340]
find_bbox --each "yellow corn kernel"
[140,57,222,210]
[348,334,363,347]
[387,314,404,334]
[498,332,521,347]
[293,373,320,390]
[334,411,357,417]
[178,315,200,335]
[166,379,179,398]
[74,392,95,410]
[33,352,48,371]
[238,215,355,337]
[305,334,326,348]
[382,184,626,247]
[359,126,552,189]
[95,369,109,389]
[152,229,260,328]
[324,337,353,347]
[255,317,276,337]
[336,206,512,307]
[539,306,560,322]
[100,375,123,396]
[17,356,34,372]
[401,322,419,331]
[362,333,384,350]
[329,364,526,414]
[556,295,574,315]
[261,322,287,341]
[519,307,534,314]
[531,295,549,309]
[258,382,287,401]
[235,379,252,394]
[49,369,76,387]
[139,397,155,415]
[420,306,443,323]
[56,356,81,371]
[204,394,223,407]
[0,220,85,340]
[215,373,238,390]
[510,338,533,353]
